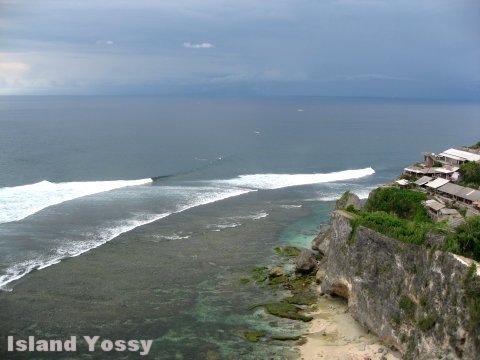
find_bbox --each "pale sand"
[297,292,401,360]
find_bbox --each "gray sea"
[0,96,479,358]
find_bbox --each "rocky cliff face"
[318,210,480,360]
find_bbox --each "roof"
[461,188,480,202]
[396,179,410,186]
[434,167,457,174]
[415,176,432,186]
[404,167,438,175]
[437,183,480,202]
[404,166,424,174]
[425,199,445,212]
[426,178,450,189]
[440,208,460,216]
[437,183,465,196]
[439,148,480,162]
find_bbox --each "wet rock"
[264,302,313,322]
[268,267,284,278]
[295,249,317,274]
[271,335,301,341]
[315,268,326,283]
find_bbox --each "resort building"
[402,146,480,214]
[435,183,480,206]
[435,148,480,165]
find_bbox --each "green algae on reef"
[243,330,266,343]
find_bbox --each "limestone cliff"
[318,210,480,360]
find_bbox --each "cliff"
[317,209,480,360]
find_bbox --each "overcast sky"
[0,0,479,99]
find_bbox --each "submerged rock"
[264,302,313,322]
[295,249,317,274]
[243,330,265,343]
[271,335,301,341]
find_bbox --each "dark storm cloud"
[0,0,478,98]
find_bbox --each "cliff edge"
[317,207,480,359]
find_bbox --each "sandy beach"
[298,291,401,360]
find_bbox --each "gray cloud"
[0,0,478,99]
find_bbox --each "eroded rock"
[295,249,317,274]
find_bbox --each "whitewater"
[0,167,374,290]
[0,178,153,224]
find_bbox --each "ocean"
[0,96,479,359]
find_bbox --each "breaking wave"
[0,178,153,225]
[214,167,375,190]
[0,212,169,291]
[0,186,253,291]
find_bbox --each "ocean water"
[0,96,479,358]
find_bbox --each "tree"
[447,216,480,261]
[459,162,480,187]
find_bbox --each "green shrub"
[469,141,480,149]
[459,162,480,188]
[446,216,480,262]
[351,211,437,245]
[365,188,429,222]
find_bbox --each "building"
[436,148,480,166]
[425,178,450,194]
[436,182,480,206]
[414,176,432,188]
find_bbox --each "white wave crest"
[0,178,153,224]
[0,187,253,290]
[249,211,269,220]
[315,187,377,202]
[215,167,375,190]
[0,212,169,291]
[279,204,302,209]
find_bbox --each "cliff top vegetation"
[344,188,480,262]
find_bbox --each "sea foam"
[0,186,253,290]
[215,167,375,190]
[0,178,153,224]
[0,212,169,291]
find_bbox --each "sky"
[0,0,479,99]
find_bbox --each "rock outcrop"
[319,210,480,360]
[295,249,317,274]
[335,191,362,211]
[311,227,332,255]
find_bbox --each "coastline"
[297,293,401,360]
[0,193,323,359]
